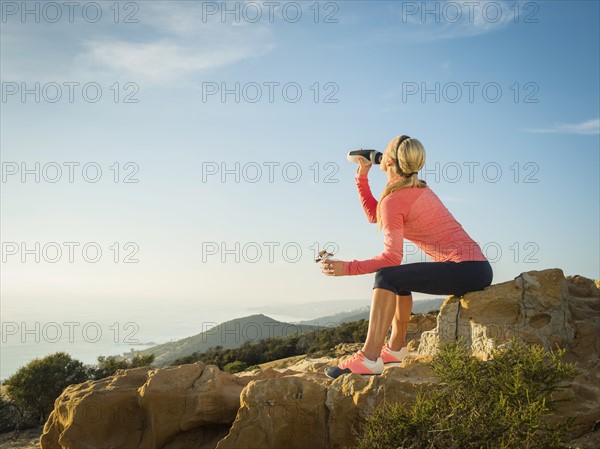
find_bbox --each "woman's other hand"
[321,259,346,276]
[357,156,372,176]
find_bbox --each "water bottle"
[347,149,383,165]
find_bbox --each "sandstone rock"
[40,363,252,449]
[418,269,600,443]
[567,274,600,298]
[406,313,436,336]
[216,374,330,449]
[214,359,434,449]
[324,364,433,449]
[40,269,599,449]
[418,268,575,359]
[560,275,600,440]
[41,366,151,449]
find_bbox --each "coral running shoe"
[380,343,409,367]
[325,350,384,379]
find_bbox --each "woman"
[321,135,493,379]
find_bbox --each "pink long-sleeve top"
[343,174,488,276]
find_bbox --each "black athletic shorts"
[373,260,493,297]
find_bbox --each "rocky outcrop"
[40,269,600,449]
[215,361,434,449]
[40,363,251,449]
[418,268,579,358]
[417,269,600,440]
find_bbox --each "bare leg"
[388,294,413,351]
[361,288,397,361]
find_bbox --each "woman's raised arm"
[355,158,378,223]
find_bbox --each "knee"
[373,268,387,288]
[374,268,396,293]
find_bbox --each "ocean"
[0,305,306,382]
[1,297,442,381]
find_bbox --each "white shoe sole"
[383,362,402,368]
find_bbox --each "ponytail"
[376,136,427,231]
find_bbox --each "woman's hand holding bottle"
[357,156,372,176]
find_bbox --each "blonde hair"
[376,135,427,231]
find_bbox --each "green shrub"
[91,353,155,380]
[0,394,25,432]
[3,352,89,423]
[223,360,248,374]
[170,319,370,369]
[355,340,578,449]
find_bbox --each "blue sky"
[1,1,599,323]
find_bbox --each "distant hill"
[298,307,370,326]
[248,298,444,322]
[135,314,318,366]
[412,298,445,314]
[298,298,445,326]
[247,299,371,319]
[135,299,444,366]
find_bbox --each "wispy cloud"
[76,3,275,84]
[78,37,273,84]
[388,0,517,42]
[2,2,275,85]
[525,119,600,135]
